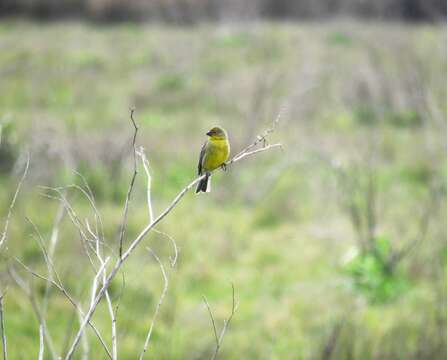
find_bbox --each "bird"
[196,126,230,193]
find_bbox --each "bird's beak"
[206,131,212,136]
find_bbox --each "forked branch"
[203,284,238,360]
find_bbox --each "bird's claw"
[221,163,227,171]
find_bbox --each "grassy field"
[1,19,447,359]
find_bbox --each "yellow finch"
[196,126,230,193]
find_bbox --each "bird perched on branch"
[196,126,230,193]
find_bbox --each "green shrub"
[344,236,410,304]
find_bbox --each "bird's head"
[206,126,227,140]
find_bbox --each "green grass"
[1,19,447,359]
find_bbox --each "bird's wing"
[197,141,207,175]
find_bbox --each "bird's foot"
[221,163,227,172]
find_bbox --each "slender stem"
[119,108,139,258]
[0,293,7,360]
[139,248,169,359]
[203,284,237,360]
[203,297,219,347]
[38,325,45,360]
[0,152,30,250]
[138,147,154,223]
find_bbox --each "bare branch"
[73,170,105,242]
[0,291,7,360]
[14,248,112,359]
[38,324,45,360]
[44,185,115,259]
[137,147,154,223]
[203,297,219,348]
[85,219,117,360]
[89,258,110,304]
[95,244,117,360]
[215,284,237,359]
[104,281,117,360]
[40,188,98,270]
[119,108,139,258]
[42,201,65,317]
[139,248,169,360]
[153,229,178,267]
[230,143,282,164]
[229,107,284,165]
[0,152,30,251]
[203,284,238,360]
[77,312,89,360]
[8,265,58,360]
[13,257,63,291]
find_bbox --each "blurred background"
[1,0,447,359]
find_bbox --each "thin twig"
[13,255,112,360]
[138,146,179,267]
[119,108,139,258]
[138,147,154,223]
[13,257,61,289]
[105,283,117,360]
[153,229,179,267]
[0,152,30,251]
[8,265,58,360]
[37,187,115,359]
[229,108,283,166]
[203,297,219,347]
[231,144,282,164]
[42,201,65,317]
[40,188,98,271]
[38,324,45,360]
[44,185,115,259]
[139,248,169,360]
[203,284,238,360]
[0,292,7,360]
[74,171,105,242]
[85,219,117,360]
[78,312,89,360]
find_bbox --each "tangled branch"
[64,110,281,359]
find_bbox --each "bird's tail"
[196,173,211,194]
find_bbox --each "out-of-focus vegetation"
[2,0,447,22]
[1,20,447,359]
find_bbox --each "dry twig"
[0,292,7,360]
[138,146,179,266]
[8,266,58,360]
[38,324,45,360]
[139,248,169,359]
[119,108,139,258]
[0,152,30,251]
[203,284,238,360]
[13,216,113,359]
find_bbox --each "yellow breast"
[203,138,230,171]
